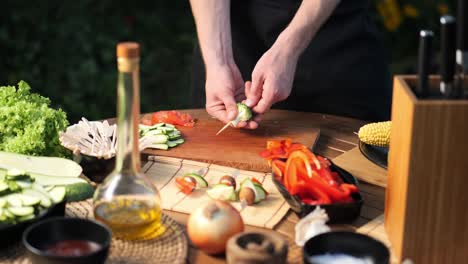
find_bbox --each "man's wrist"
[274,29,305,59]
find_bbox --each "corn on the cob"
[358,121,391,147]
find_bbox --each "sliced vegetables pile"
[141,110,195,127]
[260,139,359,205]
[139,123,185,150]
[0,151,94,224]
[0,169,66,224]
[174,173,268,206]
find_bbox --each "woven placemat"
[0,200,189,264]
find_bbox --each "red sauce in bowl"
[45,240,101,257]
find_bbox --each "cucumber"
[3,208,14,219]
[32,173,88,186]
[65,182,95,202]
[0,151,82,177]
[8,206,34,216]
[145,129,164,136]
[148,143,169,150]
[253,184,267,203]
[48,186,66,203]
[170,139,185,145]
[16,180,33,189]
[240,179,267,203]
[24,188,52,208]
[149,134,168,144]
[185,173,208,188]
[158,126,174,132]
[6,168,28,177]
[17,214,35,222]
[6,194,23,207]
[163,123,175,128]
[0,198,6,208]
[207,184,237,201]
[18,194,41,206]
[0,181,9,194]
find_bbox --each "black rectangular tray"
[272,161,363,224]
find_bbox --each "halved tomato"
[151,111,195,127]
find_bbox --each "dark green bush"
[1,0,196,123]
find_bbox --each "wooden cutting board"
[141,109,320,172]
[332,147,387,188]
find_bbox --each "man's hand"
[245,42,298,114]
[205,63,244,123]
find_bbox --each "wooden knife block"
[385,75,468,263]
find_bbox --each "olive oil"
[93,42,163,241]
[94,198,165,240]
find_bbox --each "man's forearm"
[276,0,340,58]
[189,0,234,71]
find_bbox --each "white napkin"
[295,206,331,246]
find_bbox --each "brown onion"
[187,201,244,254]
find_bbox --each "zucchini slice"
[8,206,34,217]
[48,186,66,203]
[0,152,82,177]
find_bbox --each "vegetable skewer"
[216,103,253,135]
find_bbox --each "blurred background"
[0,0,454,123]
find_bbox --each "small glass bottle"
[93,42,164,240]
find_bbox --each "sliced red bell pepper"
[295,181,332,204]
[317,168,340,187]
[288,150,313,178]
[272,159,286,179]
[266,140,282,151]
[175,177,195,194]
[260,150,272,158]
[284,158,298,194]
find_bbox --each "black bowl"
[23,217,111,264]
[303,231,390,264]
[0,201,66,248]
[359,140,388,169]
[273,161,363,223]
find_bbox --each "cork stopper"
[117,42,140,58]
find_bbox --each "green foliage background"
[0,0,456,123]
[1,0,196,123]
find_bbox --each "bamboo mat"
[0,200,189,264]
[143,156,290,229]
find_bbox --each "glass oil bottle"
[93,42,164,240]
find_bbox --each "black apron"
[190,0,392,121]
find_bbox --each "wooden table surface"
[152,110,391,264]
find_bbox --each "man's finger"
[252,84,274,114]
[223,95,238,121]
[245,74,263,108]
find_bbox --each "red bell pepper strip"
[317,168,340,187]
[288,151,313,178]
[175,177,195,194]
[266,140,282,151]
[295,181,332,204]
[272,159,286,179]
[284,159,298,194]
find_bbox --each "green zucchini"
[6,195,23,207]
[0,181,9,194]
[0,198,6,208]
[0,152,82,177]
[48,186,66,203]
[8,206,34,217]
[32,173,88,186]
[18,194,41,206]
[148,143,169,150]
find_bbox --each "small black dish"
[359,140,388,169]
[0,200,66,248]
[273,161,363,223]
[23,217,111,264]
[303,231,390,264]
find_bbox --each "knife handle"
[440,15,457,97]
[417,30,433,98]
[457,0,467,51]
